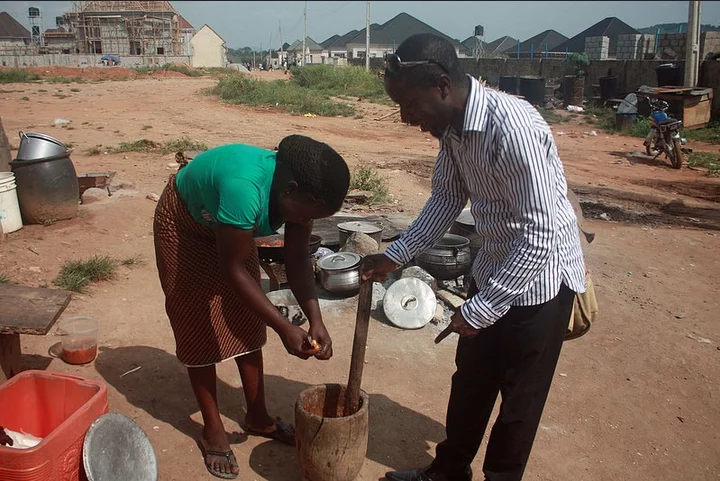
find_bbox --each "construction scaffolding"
[63,1,184,56]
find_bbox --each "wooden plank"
[312,215,404,247]
[0,284,72,335]
[0,333,21,382]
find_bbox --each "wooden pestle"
[343,280,373,417]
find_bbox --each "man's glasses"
[384,53,449,75]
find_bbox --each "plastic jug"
[57,317,98,365]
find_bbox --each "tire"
[646,143,657,157]
[671,138,684,169]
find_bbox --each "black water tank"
[498,76,519,95]
[519,76,546,105]
[656,64,684,87]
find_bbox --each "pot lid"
[82,413,158,481]
[316,252,361,271]
[337,221,383,235]
[383,278,437,330]
[455,208,474,226]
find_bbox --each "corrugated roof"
[346,12,457,47]
[553,17,639,54]
[81,1,175,12]
[0,11,31,39]
[322,29,359,49]
[286,36,324,52]
[504,29,567,54]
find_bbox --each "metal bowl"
[16,131,70,161]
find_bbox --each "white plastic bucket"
[0,172,23,234]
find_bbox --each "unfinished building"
[61,1,194,56]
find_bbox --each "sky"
[2,1,720,50]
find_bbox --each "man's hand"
[308,321,333,360]
[448,309,481,338]
[359,254,399,282]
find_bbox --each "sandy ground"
[1,73,719,481]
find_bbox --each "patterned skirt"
[153,175,267,367]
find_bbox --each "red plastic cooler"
[0,370,109,480]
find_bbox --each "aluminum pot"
[16,131,70,161]
[416,233,472,281]
[337,221,383,248]
[316,252,362,296]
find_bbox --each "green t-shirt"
[175,144,280,236]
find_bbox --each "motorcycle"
[643,98,686,169]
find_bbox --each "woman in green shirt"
[153,135,350,479]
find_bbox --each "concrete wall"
[585,36,609,60]
[190,26,225,68]
[0,54,191,68]
[657,32,686,59]
[617,34,655,60]
[702,31,720,58]
[699,59,720,118]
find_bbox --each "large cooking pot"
[316,252,361,296]
[256,234,322,263]
[10,154,79,224]
[448,208,481,259]
[337,221,383,248]
[416,233,472,281]
[16,131,70,161]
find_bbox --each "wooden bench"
[0,284,72,382]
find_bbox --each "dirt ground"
[1,73,719,481]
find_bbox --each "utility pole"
[685,0,701,87]
[302,1,307,66]
[365,1,370,71]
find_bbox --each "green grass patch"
[0,273,8,284]
[20,96,29,101]
[688,151,720,176]
[212,74,355,117]
[53,255,117,292]
[538,108,569,125]
[120,255,144,267]
[0,69,41,83]
[104,137,207,155]
[141,125,152,130]
[350,164,391,204]
[289,65,391,104]
[85,146,102,155]
[46,76,86,84]
[70,88,80,92]
[684,121,720,145]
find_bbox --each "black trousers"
[432,284,576,481]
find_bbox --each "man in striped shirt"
[359,34,586,481]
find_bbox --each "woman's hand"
[308,321,333,360]
[277,324,319,360]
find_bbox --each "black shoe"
[385,465,472,481]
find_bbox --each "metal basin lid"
[383,277,437,329]
[316,252,361,271]
[337,221,383,235]
[83,413,158,481]
[20,131,67,147]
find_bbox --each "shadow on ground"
[95,345,445,481]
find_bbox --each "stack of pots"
[10,132,79,224]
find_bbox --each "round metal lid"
[456,208,474,226]
[316,252,361,271]
[337,221,383,235]
[83,413,158,481]
[383,278,437,330]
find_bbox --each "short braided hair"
[386,33,465,88]
[276,135,350,213]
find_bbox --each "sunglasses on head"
[384,53,449,76]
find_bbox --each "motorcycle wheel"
[671,139,684,169]
[646,143,659,157]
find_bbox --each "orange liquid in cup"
[62,344,98,365]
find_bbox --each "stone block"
[401,266,438,293]
[339,232,379,256]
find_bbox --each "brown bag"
[566,270,598,340]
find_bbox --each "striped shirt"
[384,75,586,329]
